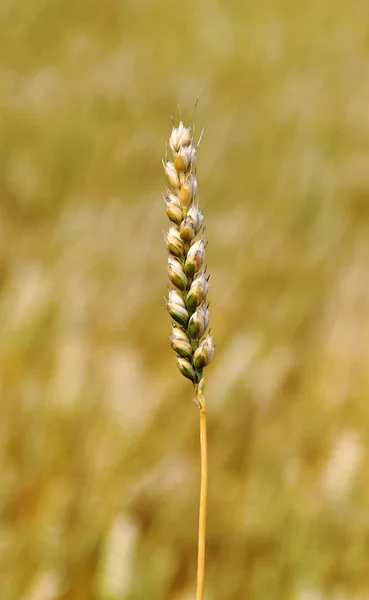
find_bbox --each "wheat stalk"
[163,119,214,600]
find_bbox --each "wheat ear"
[163,120,214,600]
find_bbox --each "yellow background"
[1,1,369,598]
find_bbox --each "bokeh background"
[1,1,369,599]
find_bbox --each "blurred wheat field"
[1,1,369,599]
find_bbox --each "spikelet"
[163,120,214,386]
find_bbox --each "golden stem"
[196,390,207,600]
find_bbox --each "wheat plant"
[163,120,214,600]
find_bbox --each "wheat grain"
[163,121,214,390]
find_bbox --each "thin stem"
[196,390,207,600]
